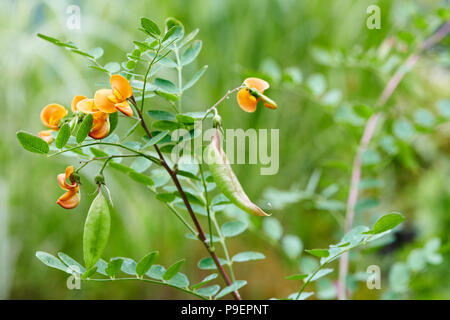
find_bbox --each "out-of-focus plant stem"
[338,20,450,300]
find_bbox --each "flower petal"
[40,104,68,129]
[57,166,77,190]
[237,88,258,112]
[71,95,87,113]
[94,89,117,113]
[115,101,133,117]
[110,74,133,100]
[38,130,55,144]
[57,187,80,209]
[76,98,98,114]
[90,116,110,140]
[243,77,269,93]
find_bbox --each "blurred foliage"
[0,0,449,299]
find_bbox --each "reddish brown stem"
[131,97,241,300]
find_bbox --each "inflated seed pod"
[83,192,111,269]
[206,130,269,217]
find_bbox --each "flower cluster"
[37,74,134,209]
[39,74,133,142]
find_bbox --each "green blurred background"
[0,0,448,299]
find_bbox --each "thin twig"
[337,21,450,300]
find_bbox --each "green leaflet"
[83,192,111,269]
[206,130,269,217]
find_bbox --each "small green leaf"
[130,157,152,173]
[36,251,71,273]
[306,268,333,282]
[191,273,218,290]
[95,259,108,276]
[88,47,104,59]
[389,262,410,293]
[121,258,137,275]
[155,192,176,203]
[147,110,176,121]
[58,252,86,274]
[17,131,49,154]
[83,192,111,269]
[215,280,247,299]
[154,78,178,94]
[183,65,208,91]
[136,251,159,276]
[285,274,308,281]
[146,264,166,280]
[81,266,98,280]
[262,217,283,241]
[109,162,133,174]
[181,40,202,66]
[142,131,169,149]
[141,17,161,36]
[305,249,330,258]
[197,257,226,270]
[108,111,119,136]
[196,285,220,297]
[169,272,190,288]
[90,148,108,158]
[232,251,265,263]
[220,221,248,237]
[282,235,303,259]
[77,114,93,144]
[365,213,405,235]
[105,62,121,73]
[128,171,154,186]
[163,259,185,280]
[55,123,71,149]
[152,120,179,131]
[176,170,200,181]
[105,258,124,278]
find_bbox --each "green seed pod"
[206,130,269,217]
[83,192,111,269]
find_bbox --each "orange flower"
[77,98,110,139]
[236,78,277,112]
[71,95,87,113]
[94,74,133,116]
[57,166,80,209]
[38,130,55,144]
[40,104,68,129]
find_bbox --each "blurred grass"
[0,0,448,299]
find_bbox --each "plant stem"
[199,163,214,249]
[85,277,208,300]
[174,44,183,111]
[129,98,241,300]
[202,85,245,120]
[337,20,450,300]
[48,141,160,164]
